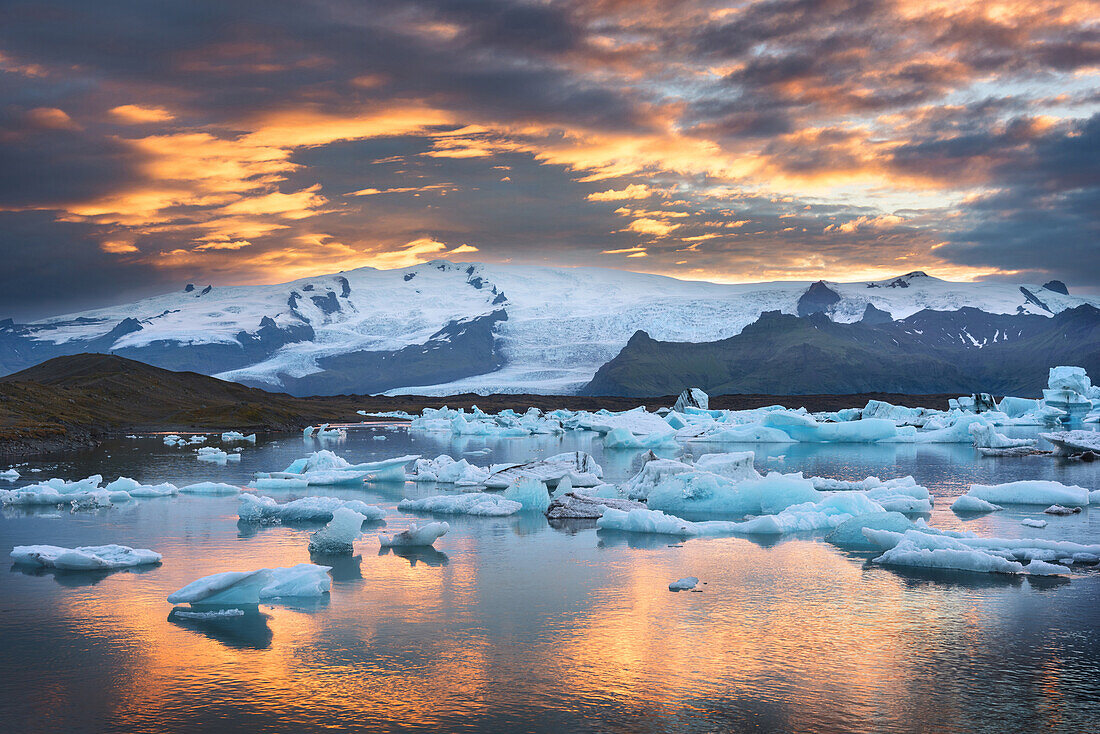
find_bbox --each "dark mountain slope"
[582,306,1100,397]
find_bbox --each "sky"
[1,0,1098,319]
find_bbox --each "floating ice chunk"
[870,531,1026,575]
[622,458,695,500]
[398,493,521,516]
[604,427,676,448]
[0,476,129,506]
[1021,518,1048,528]
[167,563,331,605]
[673,388,709,412]
[408,455,491,485]
[596,508,742,536]
[249,478,310,490]
[728,493,887,535]
[966,480,1090,506]
[259,451,416,485]
[238,494,385,524]
[767,415,899,443]
[880,415,990,443]
[951,495,1003,514]
[1040,430,1100,456]
[221,431,257,443]
[179,481,241,495]
[860,401,936,426]
[106,477,179,497]
[1048,366,1091,395]
[688,424,796,443]
[824,512,917,549]
[163,434,183,446]
[503,477,551,513]
[483,452,602,489]
[171,609,245,620]
[188,435,207,444]
[668,576,699,591]
[1073,553,1099,564]
[1044,505,1081,515]
[308,508,368,554]
[998,396,1042,418]
[693,452,762,483]
[196,447,239,465]
[1,468,19,481]
[863,528,1100,565]
[379,522,449,548]
[11,544,162,570]
[1027,560,1071,576]
[647,471,822,516]
[546,492,647,519]
[969,423,1036,449]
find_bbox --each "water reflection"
[379,546,449,568]
[167,607,274,650]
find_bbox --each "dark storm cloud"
[0,0,1098,319]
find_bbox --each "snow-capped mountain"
[1,262,1095,395]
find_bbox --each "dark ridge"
[1019,286,1052,313]
[859,303,893,325]
[0,354,958,457]
[1043,280,1069,295]
[796,281,841,317]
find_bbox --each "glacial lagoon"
[2,425,1100,733]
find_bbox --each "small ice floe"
[969,424,1037,457]
[308,508,368,554]
[11,544,162,570]
[503,476,551,513]
[303,423,345,439]
[372,435,386,441]
[951,495,1003,514]
[125,434,138,439]
[105,477,179,497]
[171,609,245,620]
[482,452,602,489]
[1,468,19,481]
[962,480,1089,507]
[238,494,385,524]
[668,577,699,592]
[1026,560,1072,576]
[863,528,1088,575]
[163,434,184,446]
[546,491,647,520]
[221,431,257,443]
[1021,518,1048,528]
[167,564,332,605]
[379,522,449,548]
[180,481,241,496]
[407,455,491,485]
[1045,505,1082,515]
[188,435,207,445]
[196,447,240,465]
[0,476,130,507]
[1041,430,1100,456]
[255,450,415,486]
[398,493,521,517]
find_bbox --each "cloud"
[587,183,656,201]
[110,105,174,123]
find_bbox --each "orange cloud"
[110,104,174,123]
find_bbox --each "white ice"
[308,508,368,554]
[378,522,449,547]
[398,492,522,516]
[167,563,331,605]
[11,544,162,570]
[238,494,385,523]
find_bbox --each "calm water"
[2,425,1100,733]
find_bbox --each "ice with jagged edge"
[379,522,449,547]
[238,494,385,524]
[253,450,415,486]
[11,544,162,570]
[167,564,331,605]
[308,508,368,554]
[398,492,522,516]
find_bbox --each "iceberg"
[969,423,1036,450]
[257,450,416,485]
[308,508,368,554]
[687,424,796,443]
[407,455,491,485]
[1040,430,1100,456]
[168,563,331,605]
[11,544,162,570]
[105,477,179,497]
[693,452,761,483]
[0,476,131,507]
[546,492,647,520]
[1048,366,1092,395]
[824,512,918,550]
[238,494,385,524]
[870,531,1026,575]
[668,576,699,591]
[196,447,240,465]
[1,468,19,481]
[1021,518,1048,528]
[221,431,257,443]
[379,522,449,548]
[483,452,602,489]
[604,427,676,448]
[179,481,241,495]
[398,492,522,516]
[965,480,1089,507]
[864,528,1100,565]
[503,476,551,513]
[951,495,1003,514]
[646,471,822,516]
[596,508,742,537]
[673,388,709,413]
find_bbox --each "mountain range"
[2,262,1095,397]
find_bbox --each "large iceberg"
[11,544,162,570]
[168,564,331,605]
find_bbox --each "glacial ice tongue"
[11,544,162,570]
